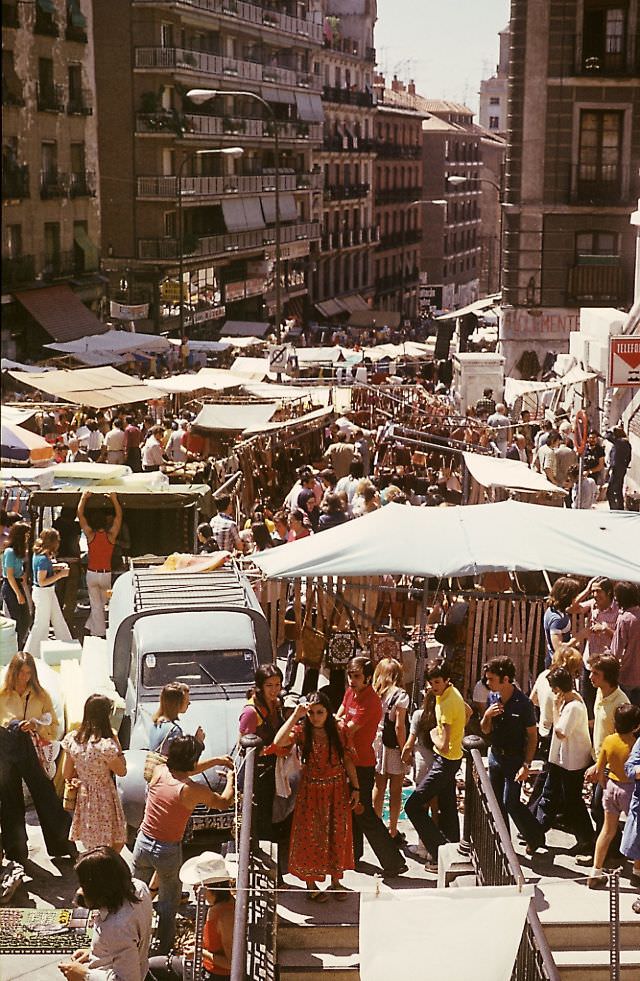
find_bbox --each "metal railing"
[135,46,321,91]
[230,734,277,981]
[462,737,560,981]
[138,219,320,260]
[136,172,318,198]
[132,0,323,45]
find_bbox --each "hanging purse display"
[370,631,402,664]
[297,601,326,669]
[325,595,359,668]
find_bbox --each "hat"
[180,852,235,886]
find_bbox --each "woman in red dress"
[274,691,358,901]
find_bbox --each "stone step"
[278,922,359,950]
[553,948,640,980]
[544,920,640,950]
[278,947,359,979]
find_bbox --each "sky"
[375,0,510,114]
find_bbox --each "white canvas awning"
[8,366,166,408]
[437,293,502,321]
[242,406,332,436]
[253,500,640,581]
[295,91,324,122]
[463,452,565,496]
[193,402,278,433]
[44,329,169,357]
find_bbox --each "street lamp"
[177,146,242,359]
[187,88,284,343]
[446,174,503,290]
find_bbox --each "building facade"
[479,25,509,137]
[310,0,379,318]
[420,101,483,312]
[502,0,640,376]
[373,78,425,320]
[93,0,325,336]
[2,0,103,359]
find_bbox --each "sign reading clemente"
[608,336,640,388]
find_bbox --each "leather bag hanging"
[297,601,326,668]
[325,596,359,668]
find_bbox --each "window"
[44,221,60,262]
[164,211,177,238]
[41,141,57,177]
[489,116,500,129]
[7,224,22,258]
[576,230,619,261]
[160,22,173,48]
[582,4,627,72]
[578,109,623,187]
[489,96,500,106]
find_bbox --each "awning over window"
[13,285,108,343]
[260,193,298,225]
[73,226,99,271]
[222,320,272,338]
[221,197,265,233]
[336,293,368,313]
[295,92,324,122]
[348,309,401,329]
[315,299,345,318]
[262,87,296,105]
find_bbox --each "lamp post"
[187,88,284,344]
[177,146,242,361]
[447,174,503,292]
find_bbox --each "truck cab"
[109,561,272,833]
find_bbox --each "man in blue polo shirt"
[481,655,544,853]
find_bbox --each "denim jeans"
[405,753,461,861]
[488,750,544,849]
[132,831,182,954]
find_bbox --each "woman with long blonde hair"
[149,682,204,753]
[0,652,74,862]
[372,657,410,840]
[24,528,71,657]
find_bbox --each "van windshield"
[142,650,255,688]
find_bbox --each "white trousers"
[24,585,71,657]
[86,570,112,637]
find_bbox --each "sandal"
[332,883,350,901]
[306,888,329,903]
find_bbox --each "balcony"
[568,262,625,304]
[135,47,321,91]
[323,34,361,58]
[40,170,67,199]
[69,171,96,197]
[42,251,78,280]
[67,89,93,114]
[34,3,58,36]
[320,226,379,251]
[322,86,375,108]
[2,164,29,200]
[2,86,24,107]
[2,254,35,289]
[2,1,19,27]
[377,229,422,250]
[376,267,419,294]
[37,82,65,113]
[137,220,320,260]
[570,164,634,205]
[323,136,375,153]
[374,142,421,159]
[326,182,370,201]
[136,172,321,198]
[571,34,638,77]
[375,186,422,205]
[131,0,323,46]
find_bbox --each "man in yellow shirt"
[405,661,467,870]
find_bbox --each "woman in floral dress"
[273,691,358,901]
[62,694,127,852]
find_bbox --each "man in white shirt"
[486,403,512,457]
[104,419,127,465]
[165,422,188,463]
[141,426,165,472]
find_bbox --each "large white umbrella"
[0,421,53,465]
[253,501,640,582]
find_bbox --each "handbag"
[325,595,359,668]
[381,691,409,749]
[29,732,58,780]
[298,618,326,668]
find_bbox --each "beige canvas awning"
[242,405,332,436]
[193,402,278,433]
[8,366,166,408]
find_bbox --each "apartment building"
[479,25,509,137]
[372,77,425,320]
[2,0,104,360]
[93,0,325,335]
[311,0,379,319]
[502,0,640,376]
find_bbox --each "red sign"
[608,336,640,388]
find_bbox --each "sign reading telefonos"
[608,336,640,388]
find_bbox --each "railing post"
[230,733,263,981]
[459,734,486,855]
[609,867,621,981]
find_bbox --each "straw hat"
[180,852,235,886]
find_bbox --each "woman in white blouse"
[533,666,595,853]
